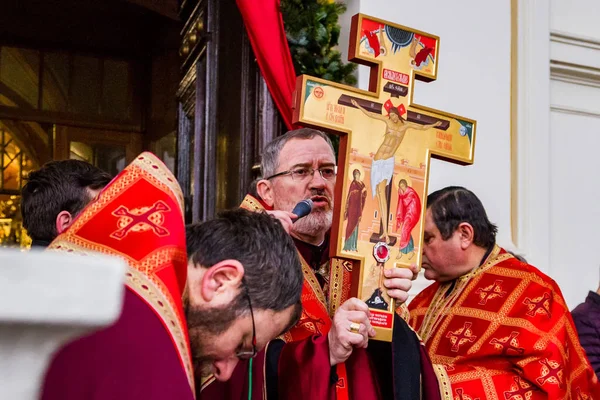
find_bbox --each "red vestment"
[394,186,421,250]
[409,246,600,399]
[42,153,195,400]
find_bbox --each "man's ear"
[456,222,475,250]
[199,259,245,304]
[55,211,73,235]
[256,179,274,207]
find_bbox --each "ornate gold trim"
[199,373,216,392]
[511,0,519,245]
[48,240,195,397]
[328,258,346,315]
[127,266,195,395]
[134,153,185,215]
[433,364,452,400]
[299,254,329,310]
[240,195,265,212]
[418,246,504,341]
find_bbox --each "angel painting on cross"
[395,178,421,260]
[409,35,434,69]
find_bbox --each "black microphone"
[291,199,314,222]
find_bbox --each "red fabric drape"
[236,0,296,129]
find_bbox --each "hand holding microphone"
[266,199,314,234]
[291,199,314,222]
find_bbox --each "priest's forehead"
[277,137,336,170]
[261,128,334,177]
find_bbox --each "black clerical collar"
[293,233,330,271]
[479,243,495,267]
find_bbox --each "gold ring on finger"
[349,322,360,333]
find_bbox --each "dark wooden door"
[177,0,284,223]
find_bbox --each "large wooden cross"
[292,14,476,341]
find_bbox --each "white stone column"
[0,249,125,400]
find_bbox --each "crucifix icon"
[292,14,476,341]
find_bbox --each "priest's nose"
[309,169,327,188]
[213,358,239,381]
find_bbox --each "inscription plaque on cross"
[292,14,476,341]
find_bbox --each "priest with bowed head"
[34,153,304,399]
[185,210,303,382]
[409,186,600,396]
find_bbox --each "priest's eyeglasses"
[266,166,337,182]
[235,287,257,360]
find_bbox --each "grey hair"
[260,128,335,178]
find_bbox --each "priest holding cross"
[200,13,464,400]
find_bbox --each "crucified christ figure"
[351,99,441,244]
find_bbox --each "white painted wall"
[515,0,600,308]
[547,0,600,307]
[551,0,600,40]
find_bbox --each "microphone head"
[291,199,314,220]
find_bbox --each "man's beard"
[273,189,334,238]
[293,209,333,238]
[184,293,246,368]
